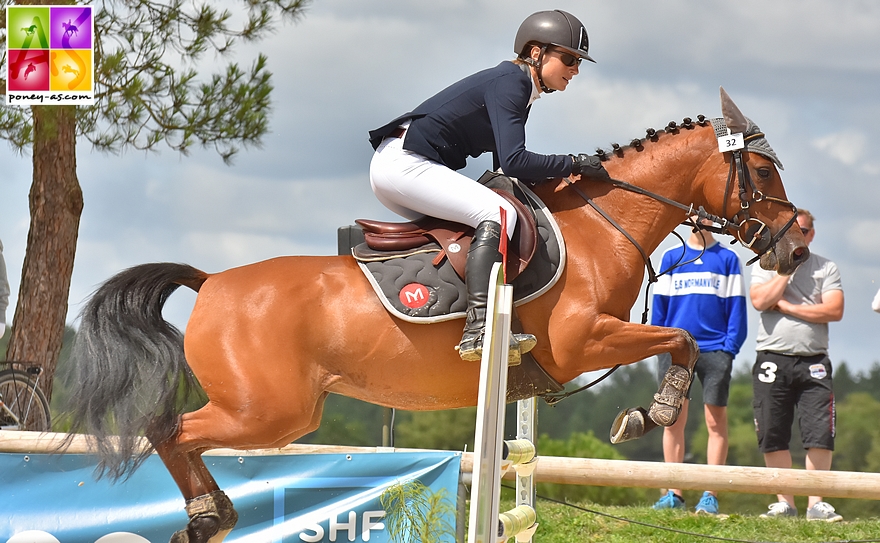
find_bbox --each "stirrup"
[456,332,536,365]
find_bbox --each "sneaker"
[806,502,843,522]
[694,491,719,515]
[653,491,685,510]
[759,501,797,518]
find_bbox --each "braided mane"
[594,114,711,161]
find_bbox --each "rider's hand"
[571,154,610,180]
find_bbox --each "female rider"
[368,10,609,362]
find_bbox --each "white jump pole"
[467,262,538,543]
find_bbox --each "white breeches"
[369,129,517,239]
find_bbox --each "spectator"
[0,238,9,338]
[650,219,747,515]
[872,287,880,313]
[750,208,845,522]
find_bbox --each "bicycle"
[0,361,52,431]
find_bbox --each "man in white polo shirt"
[750,208,845,522]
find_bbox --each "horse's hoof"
[609,407,658,443]
[185,515,221,543]
[179,491,236,543]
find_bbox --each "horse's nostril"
[793,246,810,263]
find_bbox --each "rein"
[543,139,797,406]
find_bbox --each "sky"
[2,0,879,376]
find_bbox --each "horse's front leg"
[559,315,698,444]
[612,327,698,444]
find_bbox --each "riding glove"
[571,153,610,180]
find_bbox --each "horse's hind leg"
[149,391,331,543]
[149,428,237,543]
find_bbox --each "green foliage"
[833,392,880,472]
[535,431,652,505]
[394,408,479,451]
[380,480,455,543]
[295,395,386,447]
[0,0,310,163]
[538,362,665,462]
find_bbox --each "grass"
[496,497,880,543]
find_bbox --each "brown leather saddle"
[355,189,538,282]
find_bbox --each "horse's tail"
[63,262,208,481]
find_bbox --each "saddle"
[355,172,538,282]
[345,172,567,402]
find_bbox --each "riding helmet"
[514,10,595,63]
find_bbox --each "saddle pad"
[354,182,566,323]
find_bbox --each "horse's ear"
[719,86,749,134]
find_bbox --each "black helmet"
[514,10,595,63]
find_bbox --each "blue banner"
[0,451,461,543]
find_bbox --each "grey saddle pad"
[353,180,566,323]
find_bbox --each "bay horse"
[64,89,808,542]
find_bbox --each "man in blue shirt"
[650,220,747,514]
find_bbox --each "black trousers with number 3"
[752,351,835,453]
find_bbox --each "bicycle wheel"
[0,369,52,431]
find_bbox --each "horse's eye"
[756,168,771,179]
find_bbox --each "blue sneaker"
[653,491,685,510]
[695,491,719,515]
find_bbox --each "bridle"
[721,132,798,266]
[562,126,798,279]
[543,125,798,406]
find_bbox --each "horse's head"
[705,87,809,275]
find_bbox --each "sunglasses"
[550,48,582,67]
[800,227,812,235]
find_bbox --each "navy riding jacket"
[369,61,574,181]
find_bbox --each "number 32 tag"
[717,132,744,152]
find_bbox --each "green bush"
[536,431,651,505]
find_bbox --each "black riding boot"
[456,220,536,363]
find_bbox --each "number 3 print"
[757,361,778,383]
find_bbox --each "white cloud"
[811,130,880,176]
[812,131,867,166]
[3,0,880,371]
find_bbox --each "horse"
[64,88,808,542]
[62,20,78,38]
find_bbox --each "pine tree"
[0,0,308,400]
